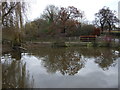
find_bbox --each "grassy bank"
[24,41,120,48]
[2,39,120,54]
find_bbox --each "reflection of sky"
[20,54,118,88]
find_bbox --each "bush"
[51,41,67,47]
[79,25,94,36]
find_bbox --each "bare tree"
[58,6,83,34]
[1,1,28,47]
[2,2,27,29]
[42,5,59,24]
[95,6,119,33]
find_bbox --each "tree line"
[24,5,119,40]
[1,2,119,46]
[25,5,91,39]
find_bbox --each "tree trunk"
[101,25,104,33]
[107,21,112,34]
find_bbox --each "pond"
[1,47,119,88]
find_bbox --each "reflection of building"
[119,1,120,27]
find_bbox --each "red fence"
[80,35,97,42]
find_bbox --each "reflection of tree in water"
[2,52,34,88]
[75,47,118,70]
[77,47,101,58]
[2,50,22,60]
[28,47,118,74]
[41,48,86,75]
[11,50,22,60]
[94,48,118,70]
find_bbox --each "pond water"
[1,47,119,88]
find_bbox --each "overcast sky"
[27,0,120,22]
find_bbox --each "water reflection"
[1,47,119,88]
[28,47,118,72]
[77,48,118,70]
[41,48,85,75]
[2,52,34,88]
[10,50,22,60]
